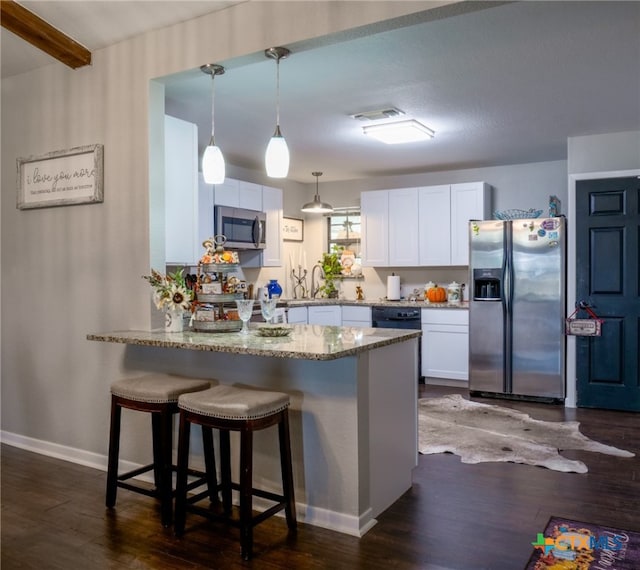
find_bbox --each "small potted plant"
[318,245,344,298]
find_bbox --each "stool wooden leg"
[220,430,232,516]
[278,410,297,530]
[151,412,163,489]
[106,397,121,508]
[174,411,191,537]
[159,407,174,527]
[239,429,254,561]
[201,426,219,503]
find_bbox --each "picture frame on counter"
[282,217,304,242]
[17,144,104,210]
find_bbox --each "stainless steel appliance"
[214,206,266,250]
[371,306,422,381]
[469,218,566,401]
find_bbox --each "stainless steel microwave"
[214,206,266,250]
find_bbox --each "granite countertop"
[87,325,421,361]
[286,299,469,309]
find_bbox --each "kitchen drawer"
[341,305,371,325]
[308,305,342,326]
[287,306,308,324]
[421,308,468,326]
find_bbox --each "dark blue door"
[575,176,639,411]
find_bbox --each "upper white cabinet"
[389,187,420,266]
[361,190,389,267]
[212,178,262,211]
[261,185,283,267]
[239,184,283,268]
[450,182,490,265]
[165,115,199,265]
[418,185,451,266]
[362,182,490,267]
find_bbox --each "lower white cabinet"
[287,306,308,324]
[421,309,469,381]
[341,305,372,327]
[308,305,342,326]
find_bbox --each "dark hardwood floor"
[2,385,639,569]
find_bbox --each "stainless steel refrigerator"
[468,217,566,401]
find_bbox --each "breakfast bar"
[88,324,420,537]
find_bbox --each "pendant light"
[200,63,225,184]
[301,171,333,214]
[264,47,290,178]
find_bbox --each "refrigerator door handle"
[503,221,514,393]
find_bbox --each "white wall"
[0,1,441,459]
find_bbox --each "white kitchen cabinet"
[238,185,283,268]
[389,187,420,266]
[419,182,490,266]
[197,173,214,248]
[361,190,389,267]
[287,306,308,324]
[308,305,342,326]
[341,305,372,327]
[450,182,490,265]
[421,309,469,381]
[212,178,263,210]
[418,185,451,266]
[165,115,199,265]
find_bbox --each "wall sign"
[17,144,104,210]
[282,217,304,242]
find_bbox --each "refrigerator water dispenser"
[473,268,501,300]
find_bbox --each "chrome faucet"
[310,264,325,299]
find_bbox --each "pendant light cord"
[210,73,216,143]
[275,58,281,128]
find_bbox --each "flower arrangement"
[143,269,193,312]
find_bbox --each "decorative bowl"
[493,208,543,220]
[256,325,293,338]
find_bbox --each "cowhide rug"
[418,394,635,473]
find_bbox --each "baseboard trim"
[1,431,375,537]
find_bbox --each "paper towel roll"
[387,275,401,300]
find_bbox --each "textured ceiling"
[3,1,640,183]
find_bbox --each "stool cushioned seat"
[111,374,211,403]
[178,384,290,420]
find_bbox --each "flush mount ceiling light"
[301,171,333,214]
[362,119,435,144]
[200,63,225,184]
[264,46,290,178]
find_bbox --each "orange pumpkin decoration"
[427,285,447,303]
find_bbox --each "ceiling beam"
[1,0,91,69]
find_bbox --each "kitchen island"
[88,324,420,537]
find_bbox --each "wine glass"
[235,299,254,335]
[260,298,277,324]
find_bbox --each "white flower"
[167,283,191,311]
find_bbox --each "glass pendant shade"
[202,140,225,184]
[265,127,290,178]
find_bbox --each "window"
[327,209,361,264]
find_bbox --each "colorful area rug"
[418,394,635,473]
[525,516,640,569]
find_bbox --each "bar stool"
[174,384,297,560]
[106,374,214,526]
